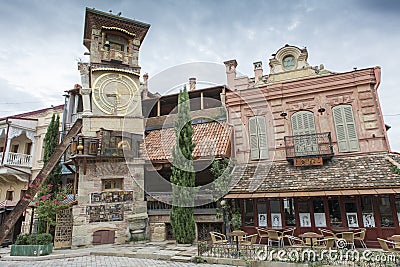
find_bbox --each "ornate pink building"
[224,45,400,247]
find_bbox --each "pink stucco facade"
[225,45,390,163]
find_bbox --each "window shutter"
[343,105,359,151]
[249,117,259,160]
[333,105,359,152]
[291,111,316,156]
[257,116,268,160]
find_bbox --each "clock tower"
[78,7,150,134]
[70,8,150,248]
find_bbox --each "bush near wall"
[11,233,53,256]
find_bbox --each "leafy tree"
[170,86,196,244]
[33,184,71,234]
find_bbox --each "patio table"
[227,230,247,257]
[299,232,323,248]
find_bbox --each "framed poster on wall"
[271,213,282,227]
[299,213,311,227]
[258,214,267,227]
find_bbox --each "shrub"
[15,233,53,245]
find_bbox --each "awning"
[224,188,400,199]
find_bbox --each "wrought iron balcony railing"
[284,132,334,159]
[0,152,32,167]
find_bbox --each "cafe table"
[227,230,247,257]
[298,232,324,248]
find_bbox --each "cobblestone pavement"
[0,256,232,267]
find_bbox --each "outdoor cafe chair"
[303,232,319,247]
[353,228,367,248]
[267,229,284,247]
[377,238,400,252]
[286,235,307,248]
[256,227,269,244]
[319,228,337,239]
[282,227,296,236]
[339,232,355,249]
[314,238,335,249]
[240,234,258,246]
[209,232,228,244]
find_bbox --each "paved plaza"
[0,255,231,267]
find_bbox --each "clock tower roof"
[83,7,150,50]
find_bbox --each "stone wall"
[72,159,147,248]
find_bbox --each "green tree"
[43,114,62,195]
[37,113,62,233]
[170,86,196,244]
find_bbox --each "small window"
[283,198,296,226]
[379,196,394,227]
[361,196,375,227]
[6,191,14,201]
[12,144,19,153]
[25,143,32,155]
[257,201,267,227]
[270,199,282,227]
[328,198,342,227]
[244,199,254,226]
[102,179,123,191]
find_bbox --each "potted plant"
[10,233,53,256]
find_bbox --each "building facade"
[0,105,63,243]
[224,45,400,247]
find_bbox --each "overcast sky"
[0,0,399,151]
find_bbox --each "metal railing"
[284,132,334,159]
[1,152,32,167]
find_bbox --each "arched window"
[248,116,268,160]
[291,111,317,156]
[332,105,359,152]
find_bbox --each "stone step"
[170,255,193,262]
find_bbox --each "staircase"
[0,119,82,244]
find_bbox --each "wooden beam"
[0,119,82,244]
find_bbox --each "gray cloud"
[0,0,398,150]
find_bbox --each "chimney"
[142,73,149,99]
[189,77,196,91]
[253,61,263,84]
[224,59,237,90]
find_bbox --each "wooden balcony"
[284,132,334,162]
[68,129,142,159]
[0,152,32,168]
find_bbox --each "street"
[0,256,231,267]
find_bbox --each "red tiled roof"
[143,121,231,161]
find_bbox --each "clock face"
[282,55,296,70]
[92,73,138,115]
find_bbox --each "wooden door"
[93,230,115,245]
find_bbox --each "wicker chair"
[353,228,367,248]
[377,238,400,252]
[286,235,307,248]
[340,232,355,249]
[240,234,258,246]
[267,229,284,247]
[256,227,269,244]
[209,232,228,244]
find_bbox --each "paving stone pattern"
[0,256,232,267]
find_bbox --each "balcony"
[0,152,32,168]
[284,132,334,161]
[68,129,142,159]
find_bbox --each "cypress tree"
[43,114,62,195]
[37,113,62,233]
[170,86,196,244]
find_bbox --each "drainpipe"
[1,118,10,165]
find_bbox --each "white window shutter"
[249,117,259,160]
[257,116,268,160]
[343,105,360,152]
